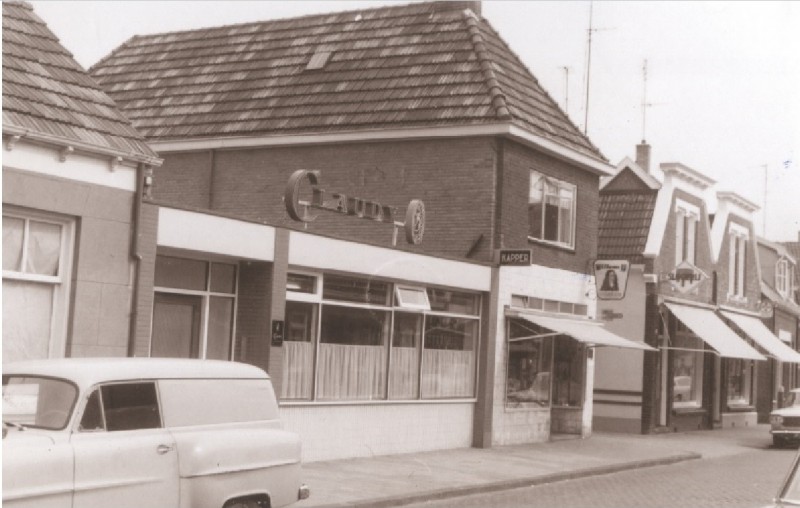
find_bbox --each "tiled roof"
[2,1,159,163]
[597,191,658,263]
[88,1,604,162]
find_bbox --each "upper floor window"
[728,225,748,299]
[529,170,576,249]
[777,259,794,298]
[674,200,699,265]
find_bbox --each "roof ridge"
[90,34,141,74]
[461,9,510,120]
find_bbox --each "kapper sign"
[594,260,629,300]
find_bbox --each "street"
[405,443,797,508]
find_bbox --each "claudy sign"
[284,169,425,245]
[594,260,629,300]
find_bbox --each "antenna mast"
[563,66,570,114]
[583,1,594,134]
[642,59,648,140]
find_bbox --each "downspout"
[128,163,151,357]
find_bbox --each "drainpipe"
[128,163,151,357]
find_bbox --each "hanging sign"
[594,260,629,300]
[667,260,708,294]
[284,169,425,245]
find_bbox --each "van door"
[71,382,179,508]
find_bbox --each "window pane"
[79,390,105,431]
[323,274,389,305]
[206,297,233,360]
[390,312,422,399]
[2,376,76,430]
[287,273,316,294]
[3,280,54,362]
[317,306,389,400]
[726,359,752,406]
[672,334,704,408]
[151,293,201,358]
[427,289,479,315]
[421,316,477,398]
[209,263,236,294]
[281,301,317,400]
[27,221,61,276]
[396,287,430,310]
[154,256,207,291]
[543,195,560,242]
[559,196,573,245]
[506,320,552,408]
[553,339,583,407]
[3,216,24,271]
[529,172,543,239]
[101,383,161,431]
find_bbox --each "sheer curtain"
[389,347,418,399]
[421,349,475,398]
[281,341,314,399]
[317,344,386,400]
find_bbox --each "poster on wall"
[594,260,630,300]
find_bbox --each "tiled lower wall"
[279,402,474,462]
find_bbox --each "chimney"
[636,140,651,173]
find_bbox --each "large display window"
[281,272,481,402]
[725,358,753,407]
[672,321,705,408]
[505,319,553,408]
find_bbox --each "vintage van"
[2,358,309,508]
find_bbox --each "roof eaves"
[461,9,510,120]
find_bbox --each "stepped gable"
[2,1,158,162]
[88,1,604,163]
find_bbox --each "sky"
[28,1,800,242]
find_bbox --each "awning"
[508,310,655,351]
[665,303,765,361]
[721,311,800,364]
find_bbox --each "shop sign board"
[594,260,629,300]
[667,260,708,294]
[271,320,284,347]
[499,249,531,266]
[284,169,425,245]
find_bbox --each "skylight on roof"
[306,50,332,71]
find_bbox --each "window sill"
[279,398,477,407]
[527,237,576,253]
[726,294,748,304]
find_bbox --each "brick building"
[2,1,161,362]
[593,144,800,434]
[89,1,648,459]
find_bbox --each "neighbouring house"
[2,1,161,362]
[88,0,649,460]
[758,237,800,420]
[592,143,781,434]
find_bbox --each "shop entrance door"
[151,293,202,358]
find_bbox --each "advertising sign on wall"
[594,260,630,300]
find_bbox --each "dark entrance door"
[151,293,202,358]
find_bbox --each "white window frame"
[727,223,749,301]
[776,259,792,298]
[152,256,239,360]
[674,199,699,265]
[528,170,577,249]
[395,285,431,311]
[2,208,75,359]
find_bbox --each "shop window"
[728,226,748,299]
[553,339,583,407]
[2,211,73,362]
[506,319,552,408]
[777,259,793,299]
[421,315,478,398]
[282,272,480,402]
[528,170,576,249]
[672,328,704,408]
[152,255,237,361]
[674,201,698,265]
[318,305,390,400]
[726,359,753,407]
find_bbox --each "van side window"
[79,389,105,431]
[101,383,161,431]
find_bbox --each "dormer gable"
[600,157,661,193]
[712,192,760,309]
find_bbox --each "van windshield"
[2,376,78,430]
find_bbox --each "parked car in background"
[770,388,800,447]
[3,358,309,508]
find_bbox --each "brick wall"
[501,141,599,273]
[153,150,213,210]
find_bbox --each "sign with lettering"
[271,320,284,347]
[600,309,624,321]
[499,249,531,266]
[759,300,775,320]
[284,169,425,245]
[667,260,708,294]
[594,260,629,300]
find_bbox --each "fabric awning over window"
[665,303,765,361]
[721,311,800,364]
[507,310,656,351]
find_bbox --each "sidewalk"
[295,424,773,507]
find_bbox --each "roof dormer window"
[776,259,793,299]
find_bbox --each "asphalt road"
[405,443,797,508]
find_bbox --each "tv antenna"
[562,66,571,114]
[640,59,664,140]
[583,2,615,135]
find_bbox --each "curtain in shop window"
[27,221,61,276]
[3,280,54,363]
[281,341,314,399]
[420,349,475,398]
[3,216,24,271]
[389,346,418,399]
[317,344,386,400]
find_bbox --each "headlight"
[771,415,784,425]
